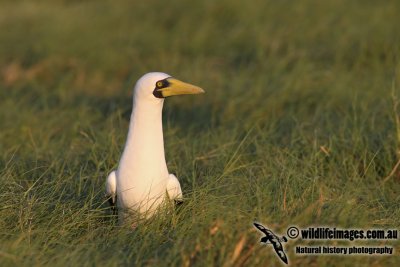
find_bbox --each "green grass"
[1,0,400,266]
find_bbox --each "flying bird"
[253,222,289,264]
[106,72,204,224]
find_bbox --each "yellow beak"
[156,77,205,97]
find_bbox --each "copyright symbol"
[287,226,299,239]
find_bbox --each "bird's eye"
[156,81,163,88]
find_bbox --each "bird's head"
[134,72,204,102]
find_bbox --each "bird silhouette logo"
[253,222,289,264]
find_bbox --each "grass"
[1,0,400,266]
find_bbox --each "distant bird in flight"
[253,222,289,264]
[106,72,204,224]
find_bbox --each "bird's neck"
[120,97,168,175]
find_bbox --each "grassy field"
[1,0,400,266]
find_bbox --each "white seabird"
[106,72,204,224]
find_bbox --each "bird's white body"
[106,72,203,224]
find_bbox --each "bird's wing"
[166,173,183,202]
[106,170,117,208]
[272,242,288,264]
[254,222,269,234]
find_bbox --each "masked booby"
[106,72,204,224]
